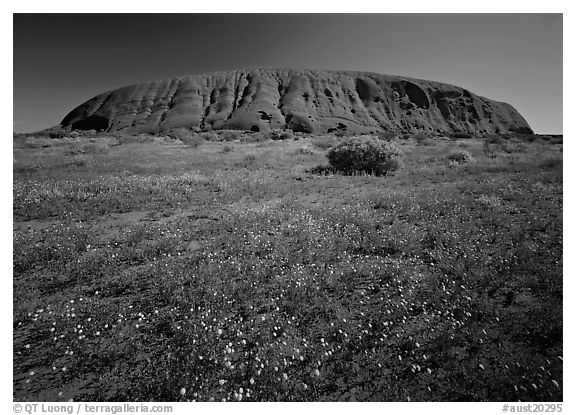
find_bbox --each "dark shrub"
[168,128,204,148]
[447,149,473,164]
[450,132,473,139]
[218,130,244,141]
[539,156,562,170]
[326,136,402,176]
[377,131,399,141]
[413,132,430,145]
[549,136,563,145]
[484,135,509,156]
[269,129,294,140]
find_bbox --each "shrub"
[13,135,36,149]
[115,133,155,145]
[307,165,337,175]
[377,131,398,142]
[269,129,293,141]
[549,136,563,145]
[241,132,268,143]
[539,156,562,170]
[326,136,403,176]
[71,155,88,167]
[218,130,244,141]
[168,128,204,148]
[239,155,257,169]
[483,135,509,156]
[14,160,40,173]
[294,147,315,155]
[201,131,220,141]
[447,149,473,164]
[450,132,473,139]
[413,132,430,145]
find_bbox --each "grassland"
[13,132,563,402]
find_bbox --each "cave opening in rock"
[71,114,109,131]
[403,82,430,109]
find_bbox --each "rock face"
[61,68,532,135]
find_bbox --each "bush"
[168,128,204,148]
[326,136,403,176]
[201,131,220,141]
[218,130,244,141]
[447,149,473,164]
[13,135,36,149]
[294,147,314,156]
[549,136,563,145]
[240,132,268,143]
[307,165,337,175]
[539,156,562,170]
[242,154,257,168]
[450,132,473,139]
[269,129,293,141]
[71,155,88,167]
[377,131,399,142]
[483,135,509,156]
[413,132,430,145]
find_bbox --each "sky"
[13,13,563,134]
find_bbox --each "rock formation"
[60,68,533,135]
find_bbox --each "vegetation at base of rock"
[447,149,473,164]
[327,137,403,176]
[13,132,562,402]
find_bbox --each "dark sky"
[13,13,562,134]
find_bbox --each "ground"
[13,132,563,402]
